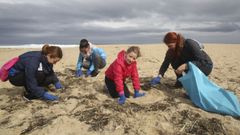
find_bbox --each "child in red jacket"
[105,46,145,105]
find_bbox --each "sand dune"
[0,44,240,135]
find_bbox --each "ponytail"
[42,44,49,55]
[176,33,184,48]
[41,44,63,59]
[175,34,185,58]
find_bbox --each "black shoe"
[23,92,37,101]
[91,70,100,77]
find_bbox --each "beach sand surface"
[0,44,240,135]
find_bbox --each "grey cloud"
[179,23,240,32]
[0,0,240,44]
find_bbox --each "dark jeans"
[105,76,130,98]
[83,54,106,76]
[172,59,213,86]
[92,53,106,74]
[9,71,58,94]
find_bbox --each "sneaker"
[91,70,100,77]
[22,92,37,101]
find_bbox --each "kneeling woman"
[105,46,145,105]
[8,44,63,101]
[151,32,213,87]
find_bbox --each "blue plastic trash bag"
[178,62,240,117]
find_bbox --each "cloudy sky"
[0,0,240,45]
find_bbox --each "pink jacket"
[105,50,140,95]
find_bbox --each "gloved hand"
[75,69,83,77]
[86,70,92,77]
[134,90,145,98]
[8,68,17,76]
[42,92,58,101]
[54,81,63,89]
[118,94,126,105]
[150,76,161,85]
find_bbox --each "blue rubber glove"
[75,69,83,77]
[86,70,92,77]
[134,90,145,98]
[8,68,17,76]
[150,76,161,85]
[118,94,126,105]
[54,81,63,89]
[42,92,58,101]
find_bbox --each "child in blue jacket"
[75,39,106,77]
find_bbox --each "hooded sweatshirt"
[105,50,140,95]
[11,51,58,98]
[76,42,106,72]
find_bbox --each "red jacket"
[105,50,140,95]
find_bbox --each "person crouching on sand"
[75,39,107,77]
[7,44,63,101]
[150,32,213,88]
[105,46,145,105]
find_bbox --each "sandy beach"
[0,44,240,135]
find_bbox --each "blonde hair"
[42,44,63,58]
[127,46,141,58]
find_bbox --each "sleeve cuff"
[118,91,124,96]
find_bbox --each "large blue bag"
[178,62,240,117]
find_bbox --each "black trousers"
[8,71,58,93]
[105,76,130,98]
[82,54,106,77]
[171,59,213,86]
[83,54,106,77]
[92,53,106,72]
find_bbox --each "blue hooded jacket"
[76,47,106,72]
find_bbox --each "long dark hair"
[163,32,185,58]
[42,44,63,58]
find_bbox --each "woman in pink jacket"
[105,46,145,105]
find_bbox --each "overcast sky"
[0,0,240,45]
